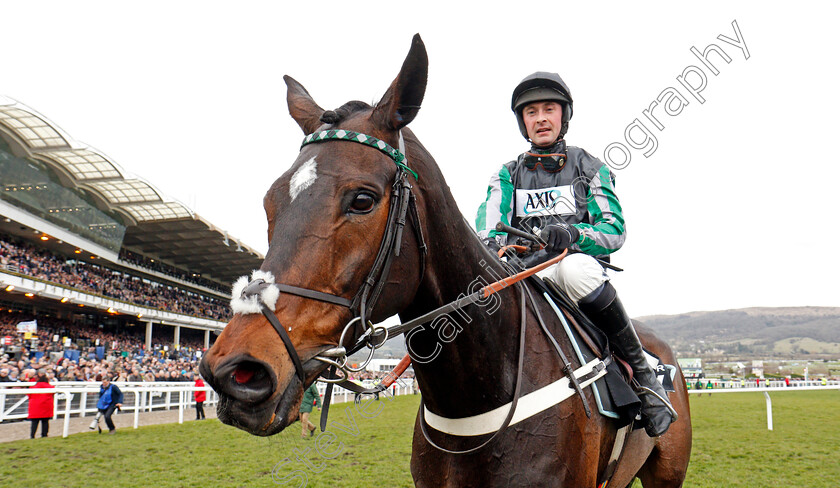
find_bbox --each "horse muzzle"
[199,350,330,436]
[200,354,277,405]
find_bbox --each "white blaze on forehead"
[289,157,318,201]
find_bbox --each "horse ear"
[284,75,325,135]
[372,34,428,130]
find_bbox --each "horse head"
[199,35,693,488]
[199,35,431,436]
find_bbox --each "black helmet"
[511,72,573,140]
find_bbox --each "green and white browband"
[301,129,418,180]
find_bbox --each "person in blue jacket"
[95,375,123,434]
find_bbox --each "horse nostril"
[234,366,256,385]
[214,358,276,404]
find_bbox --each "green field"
[2,391,838,487]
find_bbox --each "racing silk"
[475,139,625,257]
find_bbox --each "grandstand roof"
[0,97,263,286]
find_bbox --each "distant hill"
[636,307,840,359]
[348,334,407,364]
[351,307,840,364]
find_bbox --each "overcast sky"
[3,1,839,317]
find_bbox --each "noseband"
[237,128,426,384]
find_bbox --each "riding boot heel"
[611,325,677,437]
[579,286,676,437]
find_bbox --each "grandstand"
[0,96,261,361]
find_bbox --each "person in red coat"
[194,375,207,420]
[27,370,55,438]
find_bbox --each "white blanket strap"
[424,358,608,437]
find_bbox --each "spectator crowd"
[0,309,411,387]
[1,234,230,321]
[119,249,228,295]
[1,310,206,384]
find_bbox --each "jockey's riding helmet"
[511,72,574,140]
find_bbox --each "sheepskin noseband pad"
[229,269,307,383]
[231,270,281,315]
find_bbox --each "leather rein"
[236,128,597,452]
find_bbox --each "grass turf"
[2,390,838,487]
[681,390,840,488]
[2,393,420,488]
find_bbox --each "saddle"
[529,276,675,428]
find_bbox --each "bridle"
[235,127,601,452]
[237,128,427,387]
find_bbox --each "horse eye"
[349,193,376,214]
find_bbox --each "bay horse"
[199,35,692,487]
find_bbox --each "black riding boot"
[580,282,676,437]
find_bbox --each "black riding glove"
[540,223,580,253]
[514,237,542,253]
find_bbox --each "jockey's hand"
[515,237,542,253]
[540,223,579,253]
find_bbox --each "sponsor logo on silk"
[515,185,576,217]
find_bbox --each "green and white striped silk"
[475,165,514,241]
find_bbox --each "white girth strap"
[424,358,607,437]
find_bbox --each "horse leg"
[635,410,691,487]
[631,326,692,488]
[635,404,691,485]
[636,446,688,487]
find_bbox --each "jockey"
[475,71,675,437]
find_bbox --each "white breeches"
[536,253,610,303]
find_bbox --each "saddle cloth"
[531,277,676,427]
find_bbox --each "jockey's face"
[522,101,563,147]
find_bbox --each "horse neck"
[402,133,510,301]
[400,142,524,416]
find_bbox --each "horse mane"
[319,100,371,125]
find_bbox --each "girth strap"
[417,283,528,455]
[423,358,608,437]
[598,423,633,488]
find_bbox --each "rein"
[236,128,597,450]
